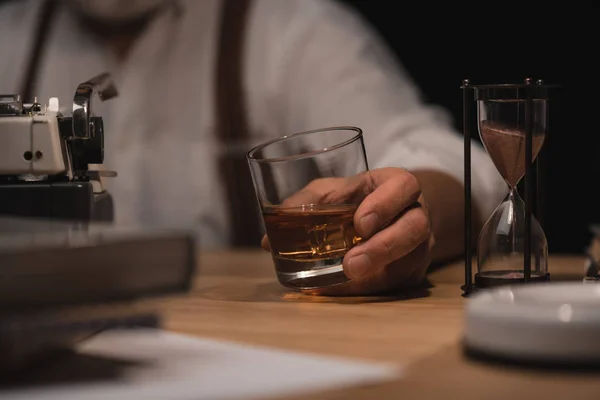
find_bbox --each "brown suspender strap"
[22,0,261,247]
[21,0,56,100]
[215,0,263,247]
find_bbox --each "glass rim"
[463,83,560,89]
[471,85,557,101]
[246,126,363,164]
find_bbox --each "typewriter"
[0,74,196,377]
[0,73,117,222]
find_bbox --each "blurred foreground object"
[463,282,600,368]
[0,217,196,375]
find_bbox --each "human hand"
[261,167,435,295]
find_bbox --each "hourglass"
[461,79,557,293]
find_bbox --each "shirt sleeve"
[247,0,508,222]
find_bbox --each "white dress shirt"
[0,0,506,248]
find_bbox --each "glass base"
[475,271,550,289]
[273,256,350,290]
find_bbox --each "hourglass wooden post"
[461,79,555,295]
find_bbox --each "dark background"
[338,3,598,254]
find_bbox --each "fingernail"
[360,213,379,237]
[346,254,371,279]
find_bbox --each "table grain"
[156,251,599,399]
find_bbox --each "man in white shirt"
[0,0,506,294]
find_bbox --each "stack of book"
[0,217,196,376]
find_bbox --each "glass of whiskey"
[247,126,368,290]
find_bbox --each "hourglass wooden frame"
[461,78,557,295]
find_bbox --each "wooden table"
[157,252,600,399]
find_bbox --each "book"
[0,217,197,310]
[0,217,198,375]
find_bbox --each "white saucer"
[464,282,600,363]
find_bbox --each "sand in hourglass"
[479,121,545,186]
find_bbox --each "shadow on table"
[406,342,600,385]
[0,350,145,391]
[197,279,433,304]
[464,346,600,374]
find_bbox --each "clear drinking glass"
[475,85,549,287]
[247,126,369,290]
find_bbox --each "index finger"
[354,168,422,238]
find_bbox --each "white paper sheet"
[0,329,401,400]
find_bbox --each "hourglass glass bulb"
[476,190,548,286]
[474,84,551,288]
[479,123,545,187]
